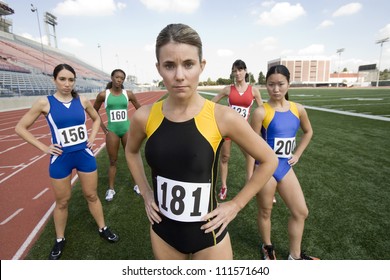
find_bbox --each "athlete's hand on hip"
[46,144,62,156]
[200,201,240,237]
[288,154,300,166]
[143,188,161,224]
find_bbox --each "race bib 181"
[156,176,211,222]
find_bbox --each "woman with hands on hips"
[15,64,119,260]
[125,23,277,260]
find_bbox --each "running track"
[0,91,166,260]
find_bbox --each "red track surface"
[0,91,166,260]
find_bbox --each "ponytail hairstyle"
[53,64,78,98]
[266,65,290,100]
[232,59,249,83]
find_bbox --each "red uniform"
[227,85,254,121]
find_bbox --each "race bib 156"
[58,124,87,147]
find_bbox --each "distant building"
[0,1,14,33]
[357,64,377,84]
[268,56,331,86]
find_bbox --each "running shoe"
[99,226,119,243]
[288,251,320,260]
[261,244,276,260]
[218,186,227,200]
[49,238,65,260]
[133,185,141,195]
[273,196,277,204]
[105,189,116,201]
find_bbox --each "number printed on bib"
[110,109,127,122]
[274,137,296,158]
[157,176,211,222]
[58,124,87,147]
[231,105,249,120]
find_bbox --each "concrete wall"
[0,92,97,112]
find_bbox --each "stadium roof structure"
[0,1,14,16]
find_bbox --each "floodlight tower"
[44,12,58,48]
[375,37,389,87]
[31,4,47,75]
[336,48,345,87]
[98,44,103,72]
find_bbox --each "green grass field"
[25,87,390,260]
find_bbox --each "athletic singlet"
[105,89,130,137]
[261,102,300,181]
[46,95,88,153]
[227,84,254,121]
[144,99,227,253]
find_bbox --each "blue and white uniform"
[46,95,96,179]
[261,101,300,182]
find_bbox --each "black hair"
[266,65,290,100]
[106,69,126,89]
[53,64,78,98]
[232,59,249,83]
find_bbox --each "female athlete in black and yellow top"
[94,69,141,201]
[125,23,277,260]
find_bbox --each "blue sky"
[5,0,390,83]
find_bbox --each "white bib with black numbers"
[156,176,211,222]
[58,124,87,147]
[109,109,127,122]
[231,105,250,120]
[273,137,296,158]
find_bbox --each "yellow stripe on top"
[289,101,300,119]
[262,101,300,129]
[145,101,164,138]
[194,100,222,154]
[262,102,275,129]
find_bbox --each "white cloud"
[20,33,49,45]
[377,23,390,40]
[318,20,334,29]
[140,0,200,14]
[217,49,234,57]
[257,36,278,51]
[298,44,325,55]
[332,3,362,17]
[61,37,84,48]
[144,44,154,52]
[261,1,276,8]
[256,2,306,26]
[53,0,126,16]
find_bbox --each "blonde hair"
[155,23,203,63]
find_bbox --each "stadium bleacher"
[0,30,118,96]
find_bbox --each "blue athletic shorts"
[255,157,291,182]
[49,148,97,179]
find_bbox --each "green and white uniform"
[105,89,129,137]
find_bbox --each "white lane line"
[304,105,390,122]
[0,154,47,185]
[12,203,55,260]
[0,208,24,225]
[33,188,49,200]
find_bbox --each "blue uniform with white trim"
[261,101,300,182]
[46,95,96,179]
